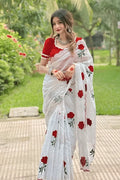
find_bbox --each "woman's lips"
[56,29,61,32]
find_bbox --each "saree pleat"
[37,39,96,180]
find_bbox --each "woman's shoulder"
[44,37,54,44]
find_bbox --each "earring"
[67,27,72,33]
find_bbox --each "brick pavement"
[0,116,120,180]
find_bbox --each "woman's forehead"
[52,17,61,23]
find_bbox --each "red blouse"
[41,37,82,59]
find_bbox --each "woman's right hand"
[52,69,66,81]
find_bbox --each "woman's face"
[52,17,66,36]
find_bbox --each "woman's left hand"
[64,64,75,80]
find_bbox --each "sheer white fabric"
[37,39,96,180]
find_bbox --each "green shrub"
[0,60,14,94]
[0,23,40,94]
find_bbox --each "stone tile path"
[0,115,120,180]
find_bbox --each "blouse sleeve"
[41,38,54,59]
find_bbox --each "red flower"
[68,88,72,92]
[63,161,66,167]
[19,52,26,57]
[7,34,12,38]
[88,65,94,72]
[22,53,26,56]
[78,90,83,98]
[87,118,92,126]
[78,44,84,50]
[19,44,22,47]
[85,84,87,91]
[19,52,23,56]
[41,156,48,164]
[81,72,84,80]
[78,121,84,129]
[67,112,75,119]
[52,130,57,138]
[80,157,86,167]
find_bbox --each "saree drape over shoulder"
[37,37,96,180]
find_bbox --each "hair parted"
[50,9,76,53]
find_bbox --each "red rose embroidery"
[41,156,48,164]
[68,88,72,92]
[67,112,75,119]
[78,90,83,98]
[52,130,57,138]
[81,72,84,80]
[80,157,86,167]
[78,44,84,50]
[85,84,87,91]
[87,118,92,126]
[88,65,94,72]
[78,121,84,129]
[63,161,66,167]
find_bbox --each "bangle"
[48,66,53,76]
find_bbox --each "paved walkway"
[0,115,120,180]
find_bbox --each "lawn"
[0,65,120,118]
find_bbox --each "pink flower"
[78,90,83,98]
[78,121,84,129]
[67,112,75,119]
[13,38,17,43]
[19,44,22,47]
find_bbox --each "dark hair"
[50,9,76,53]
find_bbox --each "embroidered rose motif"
[88,65,94,72]
[78,90,83,98]
[78,121,84,129]
[85,84,87,91]
[87,118,92,126]
[63,161,67,175]
[81,72,84,80]
[80,157,86,167]
[51,130,57,146]
[52,130,57,138]
[67,112,74,118]
[41,156,48,164]
[67,112,75,127]
[78,44,84,50]
[68,88,72,92]
[39,156,48,174]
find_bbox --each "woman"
[36,9,96,180]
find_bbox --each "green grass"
[0,73,44,118]
[0,66,120,118]
[94,65,120,115]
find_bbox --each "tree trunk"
[89,33,94,62]
[116,38,120,66]
[109,33,112,65]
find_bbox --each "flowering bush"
[0,23,40,94]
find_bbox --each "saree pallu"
[37,39,96,180]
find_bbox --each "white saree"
[37,38,96,180]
